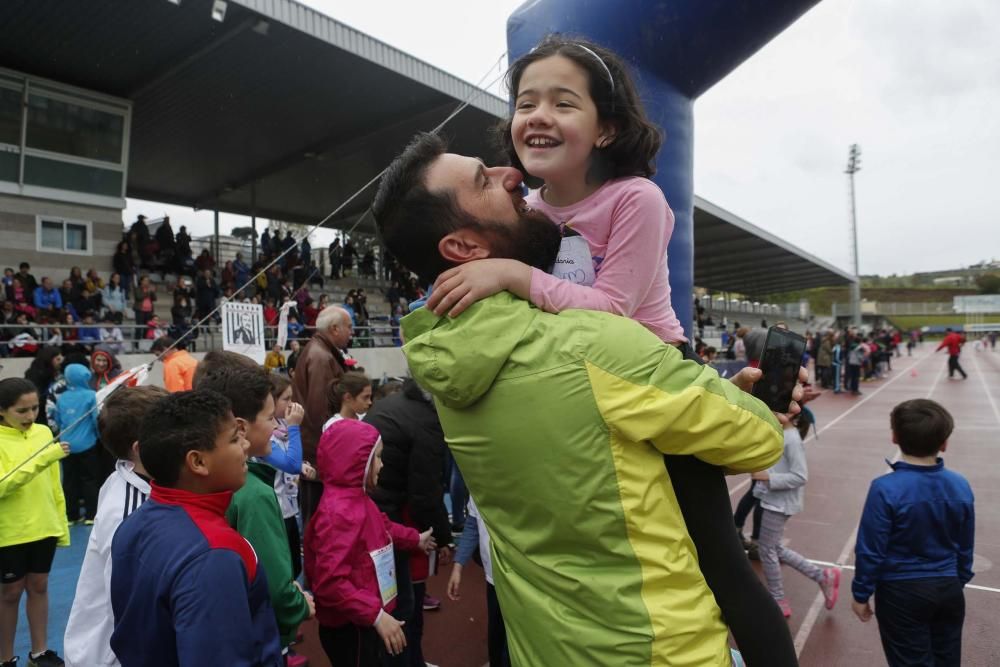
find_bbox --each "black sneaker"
[1,656,19,667]
[28,650,64,667]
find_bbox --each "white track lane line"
[792,358,945,656]
[970,353,1000,426]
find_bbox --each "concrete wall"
[0,192,121,282]
[0,346,410,386]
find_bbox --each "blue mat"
[13,523,89,659]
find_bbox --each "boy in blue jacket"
[53,364,100,524]
[110,390,283,666]
[852,399,975,667]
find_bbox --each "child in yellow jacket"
[0,377,70,667]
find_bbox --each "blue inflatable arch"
[507,0,820,337]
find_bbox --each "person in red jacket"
[304,419,436,666]
[936,328,968,379]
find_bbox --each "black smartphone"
[751,327,806,412]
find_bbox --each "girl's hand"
[375,613,407,656]
[59,442,71,457]
[285,401,305,426]
[447,563,463,601]
[852,599,873,622]
[301,461,317,480]
[418,528,437,553]
[428,259,530,317]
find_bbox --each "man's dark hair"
[196,365,271,422]
[891,398,954,457]
[19,262,29,270]
[138,390,232,487]
[192,350,260,388]
[99,385,169,460]
[495,35,663,186]
[372,133,480,284]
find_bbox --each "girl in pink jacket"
[304,419,435,665]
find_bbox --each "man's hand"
[852,599,873,622]
[285,401,305,426]
[428,259,529,317]
[375,613,407,656]
[731,366,808,425]
[447,563,463,601]
[418,529,437,554]
[58,441,71,457]
[751,471,770,482]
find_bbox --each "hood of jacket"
[317,418,380,490]
[400,293,536,409]
[65,363,93,389]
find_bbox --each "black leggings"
[673,343,796,666]
[664,455,796,666]
[318,623,381,667]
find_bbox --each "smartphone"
[751,327,806,412]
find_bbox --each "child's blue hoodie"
[54,363,99,453]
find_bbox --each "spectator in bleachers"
[302,297,319,328]
[68,266,85,289]
[261,228,272,257]
[234,252,250,287]
[221,260,236,289]
[101,272,127,324]
[286,340,301,376]
[9,313,41,357]
[342,293,357,326]
[342,240,356,277]
[2,267,14,298]
[84,268,105,292]
[287,315,305,344]
[195,248,215,274]
[176,225,192,265]
[155,216,176,259]
[195,269,220,323]
[33,277,63,321]
[16,262,39,295]
[133,276,157,334]
[299,236,311,266]
[327,238,342,279]
[113,240,135,298]
[360,248,375,278]
[78,312,101,348]
[145,315,168,341]
[58,279,77,319]
[77,283,103,318]
[129,215,151,267]
[126,231,144,272]
[265,343,286,373]
[99,314,126,356]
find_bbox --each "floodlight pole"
[846,144,862,328]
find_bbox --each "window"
[0,86,21,146]
[26,94,124,164]
[36,216,91,255]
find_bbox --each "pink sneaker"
[820,567,841,609]
[422,594,441,611]
[286,654,309,667]
[776,598,792,618]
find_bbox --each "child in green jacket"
[0,378,70,667]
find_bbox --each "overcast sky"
[126,0,1000,277]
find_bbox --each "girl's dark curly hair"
[495,35,664,186]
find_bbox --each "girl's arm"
[765,436,808,491]
[429,182,672,318]
[0,440,67,498]
[453,513,480,567]
[260,426,303,475]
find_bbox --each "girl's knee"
[24,574,48,596]
[1,580,26,603]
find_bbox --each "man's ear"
[438,228,492,264]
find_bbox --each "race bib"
[552,234,595,287]
[370,543,397,606]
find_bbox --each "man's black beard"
[478,207,562,273]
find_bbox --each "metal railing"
[0,320,402,356]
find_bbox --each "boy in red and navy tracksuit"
[110,390,282,667]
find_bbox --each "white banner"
[222,302,266,364]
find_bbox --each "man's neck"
[900,453,939,467]
[129,457,150,478]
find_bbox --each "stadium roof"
[0,0,854,297]
[694,195,855,296]
[0,0,507,229]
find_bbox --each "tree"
[231,226,254,240]
[976,273,1000,294]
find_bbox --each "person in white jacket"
[63,386,167,667]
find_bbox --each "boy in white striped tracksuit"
[63,386,168,667]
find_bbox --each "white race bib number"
[370,543,397,606]
[552,235,595,286]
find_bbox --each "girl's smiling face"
[1,392,40,431]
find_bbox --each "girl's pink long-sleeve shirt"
[527,176,686,344]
